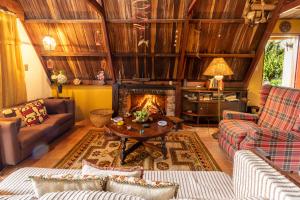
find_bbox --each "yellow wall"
[247,55,264,106]
[52,85,112,121]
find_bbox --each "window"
[263,37,299,87]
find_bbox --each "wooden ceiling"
[3,0,297,86]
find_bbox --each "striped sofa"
[0,151,299,200]
[219,85,300,172]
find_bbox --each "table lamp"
[203,58,234,123]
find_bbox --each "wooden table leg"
[120,138,128,165]
[161,136,167,159]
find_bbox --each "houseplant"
[51,71,68,96]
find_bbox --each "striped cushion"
[144,171,234,199]
[0,168,234,200]
[233,150,300,200]
[39,191,144,200]
[258,87,300,131]
[0,195,36,200]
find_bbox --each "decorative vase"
[57,84,63,93]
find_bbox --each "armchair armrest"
[223,110,259,122]
[0,117,22,165]
[246,128,299,142]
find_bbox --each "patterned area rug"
[55,130,220,171]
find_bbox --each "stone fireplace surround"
[112,83,178,117]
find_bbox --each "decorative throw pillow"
[39,190,145,200]
[106,175,179,200]
[2,108,26,127]
[29,174,108,198]
[82,160,144,178]
[19,106,40,127]
[26,99,48,123]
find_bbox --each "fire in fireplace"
[131,94,166,115]
[115,84,176,117]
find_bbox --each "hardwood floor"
[0,120,233,179]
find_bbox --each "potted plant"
[132,109,149,123]
[51,71,68,97]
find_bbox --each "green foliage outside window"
[263,41,285,86]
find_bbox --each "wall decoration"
[46,59,54,69]
[73,78,81,85]
[243,0,276,26]
[95,30,102,46]
[132,0,150,48]
[279,21,291,33]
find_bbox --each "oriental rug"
[55,130,220,171]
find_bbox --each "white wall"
[17,19,52,101]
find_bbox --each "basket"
[90,109,113,128]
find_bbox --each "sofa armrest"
[233,150,300,199]
[0,118,22,165]
[223,110,258,122]
[44,98,75,115]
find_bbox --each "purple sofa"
[0,98,75,165]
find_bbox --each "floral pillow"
[2,108,26,127]
[106,175,179,200]
[26,99,48,123]
[19,106,40,127]
[29,174,108,198]
[82,160,144,178]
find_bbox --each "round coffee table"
[105,116,172,165]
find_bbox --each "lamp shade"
[203,58,234,77]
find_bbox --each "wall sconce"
[95,30,102,46]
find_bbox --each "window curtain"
[0,10,27,109]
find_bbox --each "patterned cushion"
[107,175,179,200]
[219,120,260,148]
[82,160,144,178]
[19,106,40,127]
[29,174,108,198]
[258,87,300,131]
[39,191,144,200]
[2,108,26,127]
[26,100,48,123]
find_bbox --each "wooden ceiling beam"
[40,52,107,57]
[107,18,244,24]
[244,0,286,87]
[25,19,103,24]
[87,0,116,82]
[281,0,300,13]
[0,0,24,20]
[111,52,255,58]
[186,53,256,58]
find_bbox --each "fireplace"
[112,83,178,117]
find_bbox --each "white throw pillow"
[82,160,144,178]
[106,175,179,200]
[39,190,145,200]
[29,174,107,198]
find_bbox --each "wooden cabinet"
[181,88,247,126]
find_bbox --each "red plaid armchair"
[219,85,300,172]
